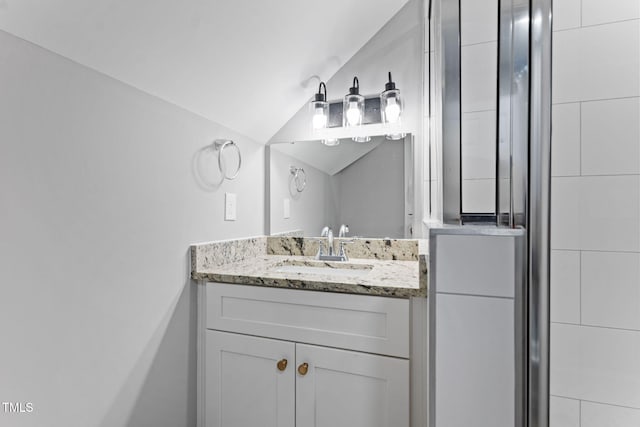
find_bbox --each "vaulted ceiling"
[0,0,409,142]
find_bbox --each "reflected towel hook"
[290,166,306,192]
[214,139,241,181]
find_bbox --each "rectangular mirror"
[266,135,414,238]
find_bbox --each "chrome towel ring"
[290,166,307,192]
[214,139,241,181]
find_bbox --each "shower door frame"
[431,0,552,425]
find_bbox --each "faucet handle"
[310,238,326,259]
[337,239,355,261]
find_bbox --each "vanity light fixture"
[310,82,329,131]
[307,74,406,143]
[380,71,406,140]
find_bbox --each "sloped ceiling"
[272,138,384,176]
[0,0,409,143]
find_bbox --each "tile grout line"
[580,0,583,28]
[553,96,640,106]
[552,173,640,178]
[461,40,498,48]
[552,320,640,334]
[579,399,582,427]
[551,248,640,254]
[554,17,640,33]
[579,250,582,325]
[550,394,640,412]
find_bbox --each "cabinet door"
[206,331,295,427]
[295,343,409,427]
[435,293,514,427]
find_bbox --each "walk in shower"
[427,0,640,426]
[426,0,551,426]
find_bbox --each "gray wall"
[331,140,405,238]
[269,148,331,236]
[0,31,264,427]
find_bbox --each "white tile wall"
[462,179,495,213]
[550,396,580,427]
[550,250,581,324]
[552,29,583,104]
[554,0,581,31]
[581,98,640,176]
[551,175,640,252]
[551,103,581,177]
[460,0,497,45]
[459,1,498,214]
[582,401,640,427]
[582,0,640,26]
[550,177,581,249]
[553,21,640,103]
[582,251,640,331]
[551,323,640,408]
[461,42,497,113]
[462,110,496,179]
[551,3,640,421]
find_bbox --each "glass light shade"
[385,133,406,141]
[380,89,403,125]
[352,136,371,143]
[322,138,340,146]
[343,94,364,127]
[310,100,329,130]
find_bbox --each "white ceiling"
[0,0,409,143]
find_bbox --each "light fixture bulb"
[310,81,329,131]
[312,108,327,129]
[380,71,403,126]
[346,102,361,126]
[384,97,401,123]
[343,77,364,128]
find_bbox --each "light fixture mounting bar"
[327,97,382,128]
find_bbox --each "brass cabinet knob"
[298,362,309,376]
[277,359,288,371]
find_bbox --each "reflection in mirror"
[268,135,412,239]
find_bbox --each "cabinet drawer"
[206,283,410,358]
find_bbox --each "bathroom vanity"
[191,236,428,427]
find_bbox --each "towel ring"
[214,139,241,181]
[290,166,306,192]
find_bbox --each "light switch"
[225,193,237,221]
[283,198,291,219]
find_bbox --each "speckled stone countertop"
[191,236,428,298]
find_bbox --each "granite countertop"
[191,236,428,298]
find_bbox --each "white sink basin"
[272,260,373,278]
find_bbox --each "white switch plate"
[283,198,291,219]
[225,193,237,221]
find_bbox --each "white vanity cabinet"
[198,282,426,427]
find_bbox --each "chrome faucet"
[315,225,350,261]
